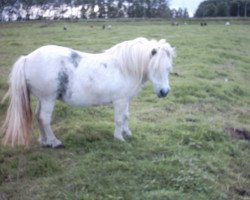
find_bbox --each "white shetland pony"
[2,37,175,148]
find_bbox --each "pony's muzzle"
[158,88,170,98]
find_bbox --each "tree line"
[195,0,250,17]
[0,0,190,20]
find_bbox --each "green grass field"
[0,20,250,200]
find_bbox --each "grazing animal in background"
[225,21,230,26]
[171,21,179,26]
[107,25,112,29]
[63,26,67,31]
[1,37,175,148]
[102,25,106,30]
[200,22,207,26]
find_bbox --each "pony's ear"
[159,39,166,44]
[166,47,176,59]
[171,47,176,58]
[151,48,157,57]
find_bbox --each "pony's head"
[147,39,175,98]
[105,37,176,97]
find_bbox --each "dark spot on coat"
[151,48,157,56]
[101,63,107,68]
[57,70,69,100]
[70,51,82,68]
[89,75,94,81]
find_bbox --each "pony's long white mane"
[105,37,175,84]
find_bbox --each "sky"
[169,0,205,17]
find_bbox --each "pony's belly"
[64,75,126,107]
[63,92,113,107]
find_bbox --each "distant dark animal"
[102,25,106,30]
[200,22,207,26]
[39,24,49,28]
[171,22,179,26]
[63,26,67,31]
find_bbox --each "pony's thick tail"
[1,56,32,146]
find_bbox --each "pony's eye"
[151,49,157,56]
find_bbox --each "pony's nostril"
[160,89,166,96]
[159,89,169,97]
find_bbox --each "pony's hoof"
[50,139,63,148]
[114,135,125,142]
[39,137,63,148]
[123,131,132,139]
[53,143,65,149]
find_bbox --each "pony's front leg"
[113,99,132,141]
[122,103,132,138]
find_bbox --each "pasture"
[0,20,250,200]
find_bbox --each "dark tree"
[195,0,250,17]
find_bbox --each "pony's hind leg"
[36,99,63,148]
